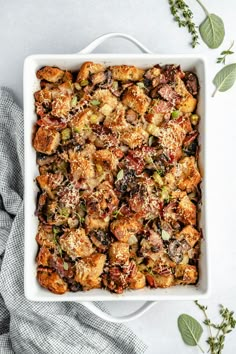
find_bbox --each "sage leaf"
[212,63,236,96]
[116,169,124,182]
[178,314,203,347]
[161,230,170,241]
[199,14,225,49]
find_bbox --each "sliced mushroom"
[168,240,183,263]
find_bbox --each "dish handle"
[77,32,152,54]
[80,301,157,323]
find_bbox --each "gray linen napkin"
[0,87,147,354]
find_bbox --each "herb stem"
[212,86,218,97]
[195,301,213,346]
[197,343,205,353]
[196,0,209,16]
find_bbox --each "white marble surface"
[1,0,236,353]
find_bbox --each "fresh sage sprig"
[196,0,225,49]
[212,63,236,97]
[168,0,199,48]
[217,41,234,64]
[178,302,236,353]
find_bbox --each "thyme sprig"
[194,301,236,354]
[168,0,199,48]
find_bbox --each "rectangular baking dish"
[24,33,210,305]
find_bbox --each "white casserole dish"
[24,33,210,322]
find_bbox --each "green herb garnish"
[194,301,236,354]
[197,0,225,49]
[178,314,204,352]
[63,262,69,271]
[116,169,124,182]
[90,99,100,106]
[217,41,234,65]
[212,63,236,97]
[168,0,199,48]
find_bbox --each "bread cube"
[37,267,68,294]
[75,253,106,289]
[129,271,146,290]
[122,85,151,114]
[76,62,104,82]
[177,195,197,225]
[59,228,94,259]
[175,264,198,284]
[110,65,144,82]
[36,66,64,83]
[110,217,142,243]
[109,242,129,266]
[176,225,200,248]
[33,127,60,155]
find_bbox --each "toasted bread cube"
[62,71,73,82]
[37,267,68,294]
[147,273,174,288]
[176,225,200,248]
[121,127,149,148]
[36,173,63,198]
[34,88,52,103]
[51,93,72,118]
[178,195,196,225]
[37,246,52,266]
[33,127,60,155]
[36,224,56,248]
[75,253,106,289]
[36,66,64,83]
[109,242,129,266]
[177,157,201,193]
[178,95,197,113]
[69,144,96,182]
[69,108,92,134]
[59,228,94,260]
[110,65,144,82]
[92,89,118,116]
[122,85,151,114]
[110,217,142,243]
[129,271,146,289]
[94,149,118,173]
[104,103,128,133]
[85,215,109,232]
[76,62,104,82]
[175,264,198,284]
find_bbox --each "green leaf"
[90,100,100,106]
[161,230,170,241]
[63,262,68,270]
[178,314,203,347]
[116,169,124,181]
[212,63,236,96]
[199,14,225,49]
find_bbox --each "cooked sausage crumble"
[33,62,201,294]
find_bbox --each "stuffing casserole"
[33,62,202,294]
